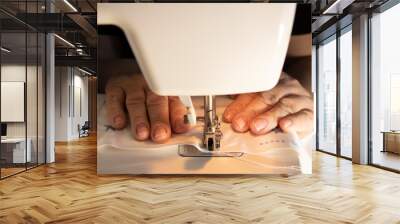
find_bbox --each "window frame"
[315,23,353,160]
[367,0,400,173]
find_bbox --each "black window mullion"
[315,44,320,150]
[336,29,341,157]
[367,11,373,165]
[24,0,28,171]
[36,0,39,168]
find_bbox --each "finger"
[260,75,310,107]
[169,96,190,134]
[125,87,150,141]
[229,74,310,133]
[279,109,314,137]
[223,93,257,122]
[250,95,313,135]
[105,85,127,129]
[146,89,171,143]
[231,94,273,133]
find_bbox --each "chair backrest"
[82,121,90,129]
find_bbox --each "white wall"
[54,67,89,141]
[55,66,69,141]
[77,72,89,138]
[1,65,38,138]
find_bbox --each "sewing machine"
[97,3,312,174]
[98,2,295,155]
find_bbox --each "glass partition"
[370,3,400,171]
[0,1,46,179]
[0,30,28,177]
[317,36,337,154]
[339,27,352,158]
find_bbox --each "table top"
[381,130,400,133]
[1,138,30,143]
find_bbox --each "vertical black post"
[44,0,49,164]
[315,44,320,150]
[336,27,342,157]
[367,11,373,165]
[25,0,28,171]
[36,0,39,167]
[44,32,47,164]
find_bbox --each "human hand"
[105,75,191,143]
[223,72,314,137]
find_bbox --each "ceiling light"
[63,0,78,12]
[323,0,341,14]
[54,34,75,48]
[1,47,11,53]
[322,0,354,15]
[77,67,93,76]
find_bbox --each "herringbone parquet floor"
[1,135,400,224]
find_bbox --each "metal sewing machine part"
[97,3,296,157]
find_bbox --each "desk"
[381,131,400,154]
[1,138,31,164]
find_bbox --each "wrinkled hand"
[223,72,314,137]
[106,73,313,143]
[105,75,190,143]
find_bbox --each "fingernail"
[114,116,123,126]
[153,126,167,140]
[234,117,246,131]
[281,120,292,129]
[254,118,268,132]
[136,123,148,139]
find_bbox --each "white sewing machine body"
[97,3,295,96]
[97,3,311,174]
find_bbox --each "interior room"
[0,0,400,223]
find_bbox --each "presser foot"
[178,144,243,157]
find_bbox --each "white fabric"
[97,95,312,174]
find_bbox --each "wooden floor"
[1,135,400,224]
[372,150,400,171]
[1,167,26,178]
